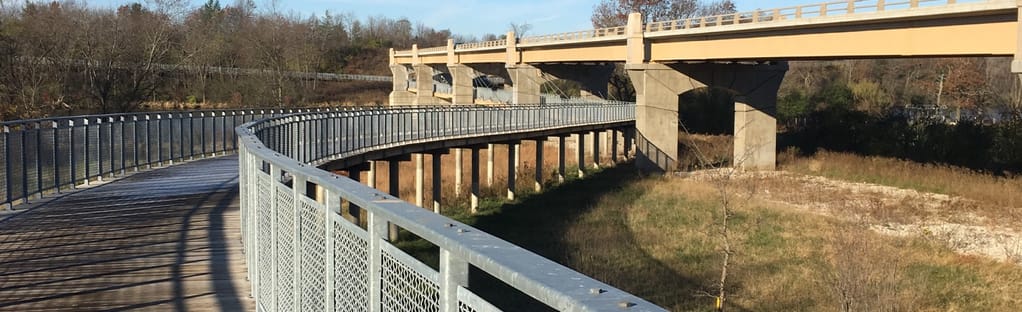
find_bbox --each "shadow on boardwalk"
[0,156,252,311]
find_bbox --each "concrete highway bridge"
[1,0,1019,311]
[392,0,1020,171]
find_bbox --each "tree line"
[0,0,455,120]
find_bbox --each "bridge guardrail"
[236,103,666,311]
[0,108,349,210]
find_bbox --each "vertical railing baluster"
[69,120,77,188]
[201,112,208,158]
[52,121,60,193]
[156,114,163,167]
[35,122,43,198]
[120,116,127,174]
[83,118,90,185]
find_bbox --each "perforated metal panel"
[256,175,276,309]
[333,214,369,312]
[275,185,296,312]
[381,243,440,312]
[298,199,327,311]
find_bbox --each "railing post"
[795,6,803,18]
[108,117,116,176]
[910,0,919,8]
[69,120,77,188]
[156,114,164,167]
[820,3,828,16]
[3,125,11,207]
[120,116,126,175]
[200,112,207,158]
[35,122,43,198]
[440,249,469,312]
[367,209,388,312]
[83,118,91,185]
[132,116,140,171]
[290,171,305,312]
[52,121,60,193]
[324,186,340,312]
[144,114,152,168]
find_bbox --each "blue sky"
[84,0,809,37]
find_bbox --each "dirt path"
[683,170,1022,264]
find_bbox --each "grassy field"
[391,150,1022,311]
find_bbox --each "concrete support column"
[534,139,545,192]
[387,159,402,241]
[486,144,494,187]
[507,64,545,105]
[557,136,566,183]
[506,142,518,201]
[592,131,601,169]
[389,65,415,105]
[626,63,691,172]
[611,130,620,163]
[414,153,425,208]
[734,97,778,170]
[514,144,521,172]
[413,65,436,105]
[470,147,481,214]
[368,161,378,189]
[454,148,463,197]
[431,153,443,214]
[449,65,475,105]
[347,165,368,223]
[576,132,586,178]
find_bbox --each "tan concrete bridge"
[389,0,1022,171]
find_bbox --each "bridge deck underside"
[0,156,252,311]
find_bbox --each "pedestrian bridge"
[0,104,659,311]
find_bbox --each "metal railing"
[236,103,666,311]
[402,0,991,53]
[0,109,331,209]
[645,0,985,32]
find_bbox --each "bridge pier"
[470,146,481,214]
[415,153,425,208]
[592,131,601,169]
[507,64,547,105]
[576,132,586,178]
[534,138,545,192]
[431,151,445,214]
[454,148,463,197]
[413,64,438,105]
[557,135,567,183]
[486,144,494,187]
[626,62,787,172]
[506,141,519,200]
[448,64,476,105]
[388,63,415,105]
[387,156,409,241]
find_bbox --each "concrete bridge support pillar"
[368,161,377,189]
[592,131,601,169]
[507,64,546,105]
[506,142,519,201]
[454,148,463,197]
[414,153,425,208]
[389,64,415,105]
[413,65,436,105]
[486,144,494,187]
[470,147,481,214]
[609,128,617,162]
[347,163,371,223]
[626,62,787,172]
[449,65,476,105]
[534,139,545,192]
[387,156,409,241]
[557,135,567,183]
[576,132,586,178]
[431,151,445,214]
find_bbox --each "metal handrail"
[236,103,667,311]
[0,108,345,209]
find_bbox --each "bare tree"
[508,21,532,38]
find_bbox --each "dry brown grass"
[778,150,1022,227]
[457,161,1022,311]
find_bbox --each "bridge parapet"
[236,103,666,311]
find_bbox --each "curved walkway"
[0,156,252,311]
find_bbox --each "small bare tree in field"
[680,118,759,312]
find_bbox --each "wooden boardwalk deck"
[0,156,254,311]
